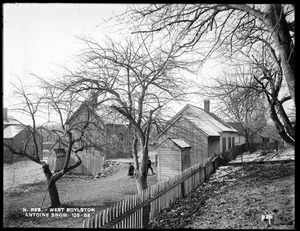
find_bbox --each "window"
[222,137,226,152]
[232,137,235,147]
[228,137,232,150]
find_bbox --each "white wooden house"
[157,102,238,167]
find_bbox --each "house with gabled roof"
[226,122,246,146]
[157,101,238,166]
[3,108,43,163]
[227,121,286,149]
[47,97,106,175]
[66,96,133,161]
[48,94,133,175]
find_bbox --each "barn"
[157,101,238,167]
[48,94,133,176]
[48,144,105,176]
[47,98,106,176]
[156,138,191,181]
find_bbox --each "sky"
[3,3,129,119]
[3,3,218,125]
[3,3,294,126]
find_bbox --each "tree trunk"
[135,144,148,193]
[269,101,295,146]
[265,4,295,103]
[41,147,82,208]
[277,102,295,140]
[42,163,61,208]
[136,171,148,193]
[244,129,250,151]
[132,135,139,170]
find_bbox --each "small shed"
[48,148,66,172]
[156,138,191,181]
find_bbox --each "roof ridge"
[183,104,238,133]
[186,103,203,110]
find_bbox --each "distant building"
[227,121,286,144]
[47,95,134,175]
[226,122,246,146]
[3,108,43,163]
[227,121,286,151]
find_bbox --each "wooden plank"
[95,213,99,228]
[82,217,87,228]
[133,210,137,229]
[105,207,109,224]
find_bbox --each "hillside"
[148,161,294,229]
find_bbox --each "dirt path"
[3,152,157,192]
[148,162,294,229]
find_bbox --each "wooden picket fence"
[82,154,221,228]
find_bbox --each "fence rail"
[83,154,221,228]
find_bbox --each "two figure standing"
[128,157,155,178]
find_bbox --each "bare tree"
[127,4,294,103]
[230,29,295,146]
[4,78,101,208]
[250,54,295,146]
[59,34,190,192]
[199,65,268,149]
[125,4,295,145]
[199,41,295,146]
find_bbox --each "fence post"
[142,204,150,228]
[181,181,185,198]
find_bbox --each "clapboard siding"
[157,139,192,182]
[68,148,104,175]
[158,147,180,181]
[47,148,103,175]
[159,117,208,166]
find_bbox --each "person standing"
[128,162,135,178]
[147,157,154,175]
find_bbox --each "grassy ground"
[148,162,295,229]
[3,149,294,228]
[3,162,158,228]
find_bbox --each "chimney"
[3,108,8,121]
[204,100,210,113]
[90,91,98,106]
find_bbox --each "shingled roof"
[3,124,27,139]
[158,104,238,137]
